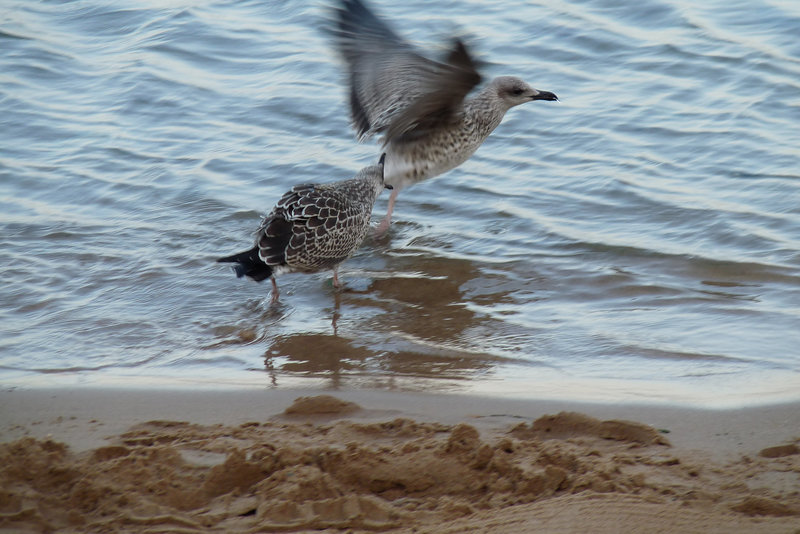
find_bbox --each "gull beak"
[531,90,558,102]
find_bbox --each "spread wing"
[331,0,482,144]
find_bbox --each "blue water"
[1,0,799,405]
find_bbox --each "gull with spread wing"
[331,0,558,232]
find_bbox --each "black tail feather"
[216,247,273,282]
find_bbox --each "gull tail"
[216,247,273,282]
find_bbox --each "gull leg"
[374,188,399,235]
[269,277,280,303]
[332,267,341,289]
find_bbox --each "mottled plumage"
[331,0,558,231]
[217,157,388,302]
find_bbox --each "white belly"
[383,155,422,191]
[382,142,477,192]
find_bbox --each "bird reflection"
[261,251,514,389]
[264,332,374,389]
[331,290,342,335]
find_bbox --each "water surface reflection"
[261,249,523,386]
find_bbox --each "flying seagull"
[331,0,558,232]
[217,156,390,302]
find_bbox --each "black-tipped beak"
[532,90,558,102]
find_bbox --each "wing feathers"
[332,0,482,143]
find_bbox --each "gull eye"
[512,88,524,96]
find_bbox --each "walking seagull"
[217,156,390,302]
[331,0,558,233]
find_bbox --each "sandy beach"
[1,387,798,533]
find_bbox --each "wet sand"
[1,387,798,533]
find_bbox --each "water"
[2,0,799,406]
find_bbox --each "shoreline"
[2,387,799,532]
[2,386,800,455]
[4,366,799,409]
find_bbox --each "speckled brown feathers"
[257,177,379,273]
[217,158,387,301]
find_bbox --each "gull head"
[492,76,558,110]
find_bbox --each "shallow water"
[1,0,799,405]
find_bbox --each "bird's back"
[255,167,384,274]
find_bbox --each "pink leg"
[374,188,399,235]
[269,277,279,303]
[332,267,341,289]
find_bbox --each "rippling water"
[2,0,799,405]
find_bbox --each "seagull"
[331,0,558,233]
[217,156,390,302]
